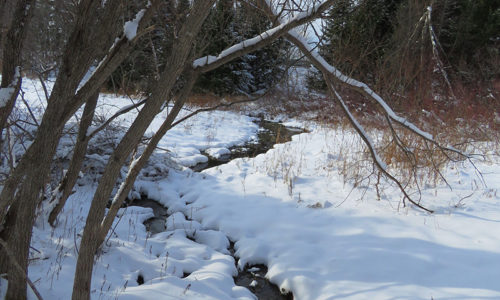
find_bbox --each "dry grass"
[185,94,221,107]
[184,94,253,107]
[232,78,500,205]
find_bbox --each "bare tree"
[71,1,217,296]
[47,92,99,226]
[0,0,14,53]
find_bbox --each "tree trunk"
[0,0,36,146]
[72,1,215,298]
[0,200,37,300]
[0,0,14,56]
[100,72,197,242]
[48,92,98,226]
[0,1,126,297]
[0,123,57,299]
[0,0,119,225]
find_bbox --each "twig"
[170,90,271,128]
[20,88,40,127]
[0,238,44,300]
[87,98,147,139]
[73,228,79,255]
[36,72,51,104]
[328,81,433,213]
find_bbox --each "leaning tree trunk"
[48,92,98,226]
[99,71,197,242]
[0,118,60,299]
[71,1,215,298]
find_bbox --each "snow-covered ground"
[2,78,500,299]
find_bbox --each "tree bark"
[99,71,197,242]
[72,1,215,298]
[0,0,125,225]
[0,138,53,300]
[0,0,14,55]
[0,0,36,146]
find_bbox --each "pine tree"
[307,0,403,91]
[105,0,187,93]
[195,0,287,95]
[436,0,500,80]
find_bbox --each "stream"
[130,119,304,299]
[190,119,305,172]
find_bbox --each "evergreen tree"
[195,0,287,95]
[307,0,405,91]
[308,0,499,92]
[105,0,186,93]
[436,0,500,80]
[104,0,287,96]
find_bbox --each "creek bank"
[233,264,292,300]
[228,241,293,300]
[191,119,306,172]
[129,196,169,234]
[129,195,294,299]
[128,119,303,298]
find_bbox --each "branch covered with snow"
[327,80,432,212]
[254,0,471,212]
[193,0,335,73]
[287,29,469,159]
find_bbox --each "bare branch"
[67,1,160,118]
[328,81,433,213]
[19,88,40,128]
[86,98,147,140]
[171,90,270,128]
[284,27,469,160]
[36,73,51,104]
[0,238,44,300]
[254,1,437,212]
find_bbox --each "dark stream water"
[130,120,304,299]
[190,119,305,172]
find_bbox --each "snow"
[3,77,500,299]
[94,92,259,168]
[0,67,21,107]
[123,9,146,41]
[205,147,231,159]
[0,86,15,107]
[147,131,500,300]
[193,56,217,68]
[333,89,388,170]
